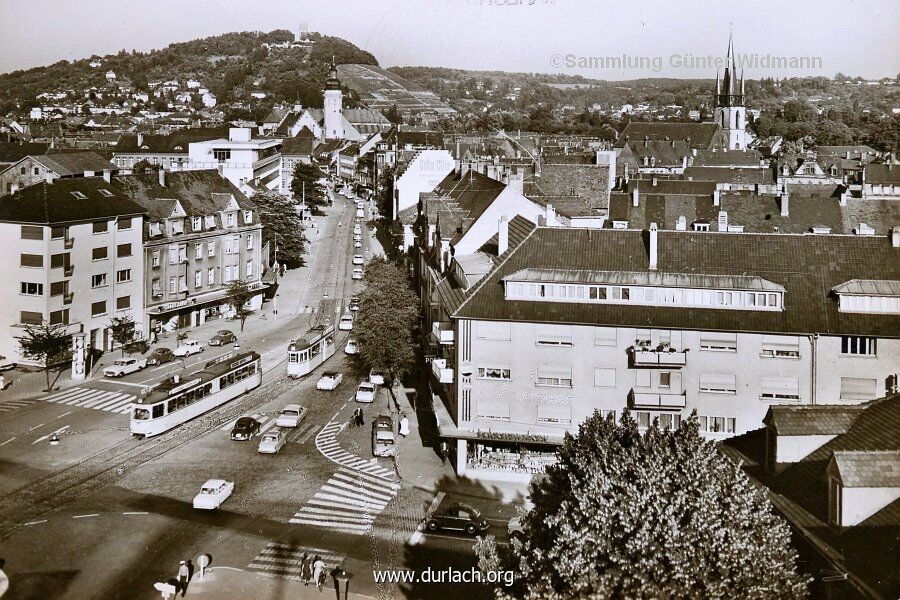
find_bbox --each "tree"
[383,104,403,124]
[132,159,160,174]
[225,280,254,332]
[353,258,418,402]
[476,412,809,599]
[251,190,306,268]
[108,315,137,356]
[17,321,72,392]
[290,162,328,213]
[376,165,395,221]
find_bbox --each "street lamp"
[333,568,352,600]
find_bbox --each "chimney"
[681,156,688,170]
[846,150,851,159]
[632,186,639,207]
[717,210,728,232]
[648,223,659,271]
[713,189,720,206]
[892,226,900,248]
[651,177,658,187]
[102,169,111,183]
[158,168,166,187]
[839,189,848,206]
[137,132,144,147]
[498,216,509,255]
[545,204,556,226]
[676,215,687,231]
[780,189,789,217]
[691,148,697,157]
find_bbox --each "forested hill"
[0,30,378,113]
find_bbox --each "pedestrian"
[399,414,410,437]
[300,552,312,586]
[312,555,326,592]
[177,560,190,597]
[439,440,449,465]
[0,375,5,392]
[356,407,364,427]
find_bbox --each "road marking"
[149,364,172,372]
[73,513,98,519]
[297,423,319,444]
[57,411,72,419]
[24,520,47,526]
[33,425,69,444]
[409,491,446,546]
[122,511,148,515]
[259,418,278,435]
[96,379,148,389]
[28,423,44,432]
[0,437,15,446]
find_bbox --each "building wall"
[111,153,189,170]
[451,189,544,256]
[0,157,57,195]
[775,434,839,463]
[280,154,311,193]
[815,335,900,403]
[840,486,900,526]
[394,150,455,217]
[324,90,343,140]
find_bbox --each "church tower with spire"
[713,34,749,150]
[323,58,344,140]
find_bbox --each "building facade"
[183,128,282,192]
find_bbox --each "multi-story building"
[111,128,228,170]
[0,151,119,196]
[182,128,282,193]
[430,224,900,482]
[279,128,316,194]
[0,177,145,363]
[113,169,265,334]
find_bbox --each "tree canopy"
[251,190,306,268]
[17,321,72,392]
[225,280,254,332]
[476,411,809,599]
[290,163,328,213]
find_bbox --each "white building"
[392,149,455,218]
[184,128,282,192]
[323,61,344,140]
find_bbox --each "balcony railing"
[631,390,687,409]
[431,321,455,345]
[63,237,74,249]
[64,265,74,277]
[63,292,73,305]
[631,346,687,367]
[431,358,454,384]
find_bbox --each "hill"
[335,64,455,118]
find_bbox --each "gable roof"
[764,405,866,436]
[865,163,900,185]
[114,128,229,153]
[112,170,255,221]
[32,151,118,176]
[433,170,507,231]
[682,166,775,185]
[828,451,900,487]
[691,149,763,167]
[616,122,722,149]
[0,142,49,163]
[0,177,145,225]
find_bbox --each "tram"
[287,299,337,378]
[130,350,261,438]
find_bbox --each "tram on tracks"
[287,299,337,378]
[130,350,261,438]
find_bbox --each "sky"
[1,0,898,80]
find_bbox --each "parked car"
[0,359,17,372]
[426,503,489,535]
[230,416,261,441]
[192,479,234,510]
[353,233,362,241]
[316,371,344,391]
[352,268,363,280]
[372,415,396,457]
[173,340,204,357]
[275,404,308,427]
[353,225,361,235]
[339,313,354,331]
[354,240,362,248]
[257,427,287,454]
[344,338,359,355]
[146,347,174,366]
[369,369,386,386]
[355,381,376,403]
[104,357,147,378]
[208,330,236,346]
[352,255,364,265]
[348,297,360,311]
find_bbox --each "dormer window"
[205,215,216,229]
[149,222,162,237]
[243,210,253,224]
[191,217,202,231]
[170,219,184,235]
[612,220,628,230]
[71,191,87,199]
[693,222,710,232]
[226,212,235,227]
[834,279,900,314]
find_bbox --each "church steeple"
[325,56,341,91]
[715,31,745,108]
[713,32,748,150]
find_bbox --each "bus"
[287,299,337,378]
[130,351,261,438]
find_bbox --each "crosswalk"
[0,399,38,414]
[247,542,345,580]
[42,387,135,414]
[315,419,395,479]
[288,467,399,533]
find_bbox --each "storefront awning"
[431,394,565,446]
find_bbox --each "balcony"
[63,292,73,305]
[431,321,455,345]
[631,390,687,410]
[64,265,74,277]
[63,238,74,249]
[630,346,687,367]
[431,358,454,384]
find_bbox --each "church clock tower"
[323,58,344,140]
[713,34,749,150]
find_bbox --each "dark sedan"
[426,503,490,535]
[146,347,174,365]
[230,417,261,441]
[209,330,237,346]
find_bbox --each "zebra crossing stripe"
[333,469,398,493]
[293,506,374,521]
[337,466,396,486]
[320,482,393,504]
[288,516,371,531]
[57,389,100,405]
[94,396,134,411]
[86,392,128,408]
[247,543,345,577]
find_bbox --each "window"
[243,210,253,224]
[71,191,87,200]
[476,399,510,421]
[693,222,710,232]
[477,365,511,380]
[246,234,253,250]
[116,243,132,258]
[840,336,876,356]
[116,269,131,283]
[20,225,43,240]
[20,311,43,325]
[117,217,132,230]
[91,300,107,317]
[168,276,176,294]
[152,250,161,267]
[635,369,652,388]
[659,414,682,431]
[93,221,108,234]
[91,273,108,288]
[659,372,672,389]
[589,286,608,300]
[205,215,216,229]
[149,222,162,236]
[20,253,43,268]
[51,226,66,239]
[207,268,215,285]
[536,325,573,347]
[594,368,616,387]
[226,212,235,227]
[477,321,511,340]
[49,309,69,325]
[699,416,736,434]
[839,377,878,401]
[634,329,652,346]
[92,246,108,261]
[207,241,215,257]
[213,149,231,161]
[50,281,68,296]
[178,276,187,292]
[192,217,202,231]
[195,270,202,288]
[195,242,203,258]
[98,189,113,197]
[536,365,573,387]
[761,335,800,358]
[761,377,800,400]
[699,373,737,394]
[116,295,130,310]
[600,409,616,421]
[170,219,183,235]
[20,282,43,295]
[594,327,617,346]
[537,403,572,425]
[151,278,161,297]
[635,411,651,428]
[245,259,252,277]
[699,331,737,352]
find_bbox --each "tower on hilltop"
[713,33,749,150]
[323,57,344,140]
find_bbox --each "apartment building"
[182,128,282,193]
[112,128,228,170]
[0,151,118,196]
[0,177,145,363]
[112,169,265,334]
[430,225,900,482]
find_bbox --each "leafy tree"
[353,258,418,402]
[132,159,160,173]
[383,104,403,124]
[225,280,254,332]
[251,190,306,268]
[17,321,72,392]
[476,412,809,599]
[108,315,137,356]
[290,162,328,213]
[376,164,395,221]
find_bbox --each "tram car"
[287,299,337,378]
[130,350,261,438]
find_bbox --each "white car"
[275,404,308,428]
[339,313,353,331]
[353,255,365,266]
[316,371,344,391]
[173,340,204,357]
[354,240,363,248]
[192,479,234,510]
[355,381,376,403]
[344,338,359,355]
[369,369,386,386]
[104,357,147,378]
[352,267,363,280]
[353,233,362,241]
[257,427,287,454]
[353,225,361,235]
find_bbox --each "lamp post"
[333,568,352,600]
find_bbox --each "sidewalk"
[157,566,376,600]
[389,381,455,492]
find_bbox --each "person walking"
[312,555,326,592]
[177,560,190,597]
[399,414,410,437]
[439,440,449,465]
[300,552,312,586]
[355,408,364,428]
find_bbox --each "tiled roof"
[0,142,48,163]
[433,170,506,229]
[525,163,611,210]
[764,405,866,436]
[453,227,900,338]
[833,279,900,296]
[501,269,784,291]
[0,177,145,224]
[691,149,763,167]
[527,195,604,218]
[282,136,314,156]
[274,112,301,135]
[343,108,390,125]
[627,140,692,166]
[683,166,775,185]
[865,163,900,185]
[616,122,722,149]
[478,215,538,259]
[841,196,900,235]
[434,276,467,315]
[829,451,900,487]
[32,151,118,176]
[397,204,418,225]
[114,128,229,153]
[625,179,717,196]
[113,170,255,221]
